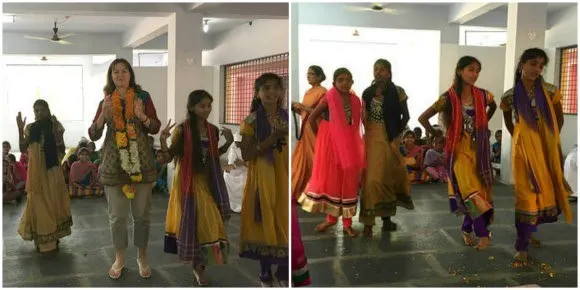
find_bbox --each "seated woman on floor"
[8,153,27,190]
[400,130,430,184]
[61,138,90,184]
[3,155,25,204]
[68,147,103,197]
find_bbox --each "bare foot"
[362,226,373,237]
[314,221,335,233]
[475,236,490,251]
[343,227,359,238]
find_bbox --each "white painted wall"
[298,24,441,130]
[133,66,214,134]
[202,19,289,66]
[1,56,111,150]
[136,32,214,51]
[296,3,459,44]
[133,67,167,147]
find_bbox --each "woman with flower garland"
[88,58,161,279]
[160,90,233,286]
[239,73,289,287]
[16,100,72,252]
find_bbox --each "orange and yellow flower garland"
[112,88,142,199]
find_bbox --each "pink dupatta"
[326,87,365,170]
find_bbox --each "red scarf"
[444,86,490,183]
[326,87,365,170]
[180,121,219,196]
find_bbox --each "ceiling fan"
[24,17,74,45]
[344,3,405,15]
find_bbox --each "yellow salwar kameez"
[18,124,72,252]
[500,81,572,252]
[164,125,229,268]
[431,88,495,239]
[239,112,289,281]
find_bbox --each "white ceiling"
[2,2,287,35]
[3,14,149,33]
[204,18,253,35]
[1,14,249,35]
[464,2,577,28]
[491,2,577,14]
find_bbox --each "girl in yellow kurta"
[239,73,289,287]
[500,48,572,262]
[419,56,497,251]
[291,65,327,200]
[16,100,72,253]
[161,90,234,286]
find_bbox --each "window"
[4,65,84,121]
[560,46,578,114]
[560,46,578,115]
[459,26,507,47]
[132,50,168,67]
[223,53,289,125]
[2,64,85,148]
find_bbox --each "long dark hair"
[309,65,326,83]
[103,58,142,95]
[441,56,482,129]
[513,48,549,85]
[173,90,214,172]
[29,99,58,169]
[250,73,285,113]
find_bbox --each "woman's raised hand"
[161,119,176,140]
[16,112,26,131]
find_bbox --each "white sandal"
[136,258,151,279]
[193,268,209,286]
[108,262,125,279]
